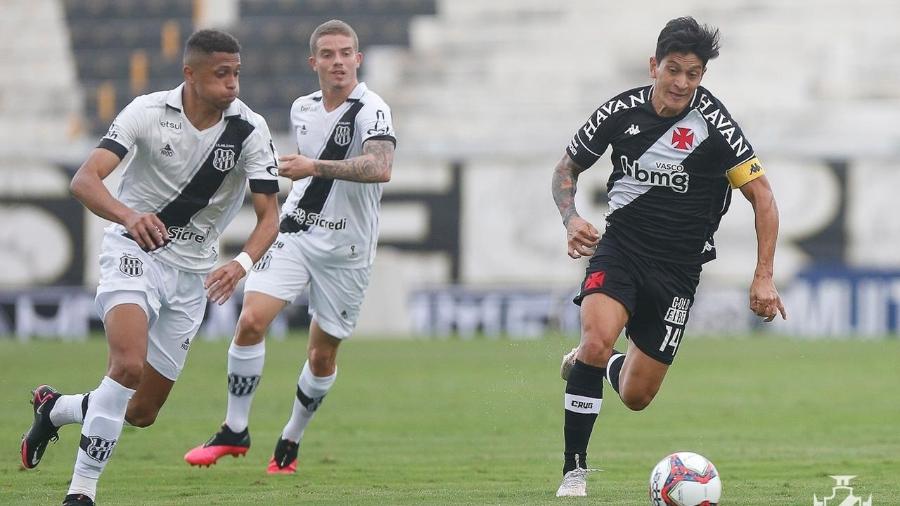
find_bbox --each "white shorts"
[243,234,371,339]
[95,231,206,381]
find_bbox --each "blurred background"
[2,0,899,342]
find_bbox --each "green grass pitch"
[1,335,898,504]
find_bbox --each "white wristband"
[234,252,253,274]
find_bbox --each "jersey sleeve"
[702,93,765,188]
[565,106,613,170]
[242,117,280,194]
[98,96,146,159]
[357,100,396,146]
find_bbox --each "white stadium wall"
[1,155,899,339]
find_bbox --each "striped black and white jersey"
[99,83,279,273]
[279,82,396,268]
[566,85,765,265]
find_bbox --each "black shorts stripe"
[280,101,365,234]
[98,138,128,159]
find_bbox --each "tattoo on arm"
[552,154,585,226]
[313,140,394,182]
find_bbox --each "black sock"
[563,359,605,474]
[606,349,625,394]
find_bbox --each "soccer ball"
[649,451,721,506]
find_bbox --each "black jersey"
[566,85,765,265]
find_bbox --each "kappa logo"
[671,127,695,150]
[82,435,117,463]
[625,124,641,136]
[333,122,352,146]
[212,147,236,172]
[813,475,872,506]
[750,162,762,174]
[119,253,143,277]
[160,143,174,157]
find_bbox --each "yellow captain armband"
[726,156,765,188]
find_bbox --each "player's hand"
[204,261,247,305]
[277,154,316,180]
[748,275,786,322]
[566,215,600,259]
[123,210,168,250]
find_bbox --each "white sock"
[50,393,88,427]
[281,361,336,443]
[68,376,135,500]
[224,341,265,433]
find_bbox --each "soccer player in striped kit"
[184,19,396,474]
[552,17,786,497]
[20,30,280,506]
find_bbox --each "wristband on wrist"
[234,252,253,274]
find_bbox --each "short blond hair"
[309,19,358,55]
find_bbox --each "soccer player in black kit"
[552,17,787,497]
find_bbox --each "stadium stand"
[60,0,436,134]
[0,1,83,158]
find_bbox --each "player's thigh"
[625,262,701,366]
[574,243,638,366]
[145,271,206,382]
[307,264,370,340]
[243,235,312,304]
[578,293,629,365]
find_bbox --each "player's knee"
[107,360,144,388]
[621,391,655,411]
[236,308,271,341]
[307,347,337,376]
[576,338,613,365]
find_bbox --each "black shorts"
[573,241,701,365]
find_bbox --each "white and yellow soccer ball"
[649,451,721,506]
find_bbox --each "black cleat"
[21,385,62,469]
[266,437,299,474]
[62,493,95,506]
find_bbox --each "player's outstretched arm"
[551,153,599,259]
[205,191,279,305]
[70,148,168,250]
[277,139,394,183]
[739,174,786,321]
